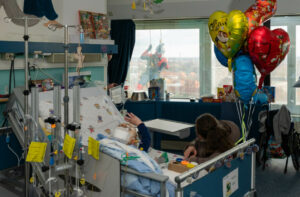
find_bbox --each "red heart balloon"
[245,0,277,36]
[248,26,290,89]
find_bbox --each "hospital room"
[0,0,300,196]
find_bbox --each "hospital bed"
[5,86,257,197]
[121,138,256,197]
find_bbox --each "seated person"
[184,113,240,164]
[124,113,151,152]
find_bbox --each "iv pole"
[4,15,42,197]
[48,23,80,197]
[5,16,40,197]
[23,17,30,197]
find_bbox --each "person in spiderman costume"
[137,43,169,90]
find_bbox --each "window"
[211,42,232,96]
[127,21,200,99]
[270,26,288,104]
[270,17,300,115]
[126,17,300,114]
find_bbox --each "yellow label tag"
[30,177,35,184]
[63,134,76,159]
[26,142,47,163]
[88,137,100,160]
[80,178,86,185]
[55,191,61,197]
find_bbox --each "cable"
[6,134,22,167]
[8,54,16,96]
[8,144,21,167]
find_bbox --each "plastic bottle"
[80,27,85,44]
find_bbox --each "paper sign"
[63,134,76,159]
[26,142,47,163]
[88,137,100,160]
[223,168,239,197]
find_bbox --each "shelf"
[0,41,118,54]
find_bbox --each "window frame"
[132,19,210,99]
[130,17,300,112]
[270,17,300,114]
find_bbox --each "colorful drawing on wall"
[79,10,110,40]
[92,13,110,39]
[79,11,95,39]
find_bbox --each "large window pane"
[127,29,200,98]
[270,26,288,104]
[211,42,232,96]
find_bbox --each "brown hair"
[195,113,233,156]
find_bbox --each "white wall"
[0,0,107,42]
[0,0,108,70]
[108,0,300,20]
[62,0,107,37]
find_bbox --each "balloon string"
[235,100,246,145]
[247,106,255,139]
[235,115,246,145]
[228,58,232,72]
[247,102,252,129]
[246,100,256,138]
[241,105,247,142]
[235,100,242,132]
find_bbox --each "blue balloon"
[233,55,257,103]
[253,91,268,105]
[214,45,228,67]
[214,45,244,68]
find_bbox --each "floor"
[256,158,300,197]
[1,159,300,197]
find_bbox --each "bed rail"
[121,165,169,197]
[175,138,255,184]
[175,138,256,197]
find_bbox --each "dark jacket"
[137,123,151,152]
[187,120,240,164]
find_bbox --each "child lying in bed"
[184,113,240,164]
[103,113,151,152]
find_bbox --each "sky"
[132,29,200,58]
[133,26,300,58]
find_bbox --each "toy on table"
[155,152,169,164]
[223,85,236,102]
[168,160,196,173]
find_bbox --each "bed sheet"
[148,148,208,187]
[37,87,124,146]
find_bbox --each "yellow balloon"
[208,10,248,71]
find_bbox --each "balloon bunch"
[209,0,290,142]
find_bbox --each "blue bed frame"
[121,139,256,197]
[182,155,252,197]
